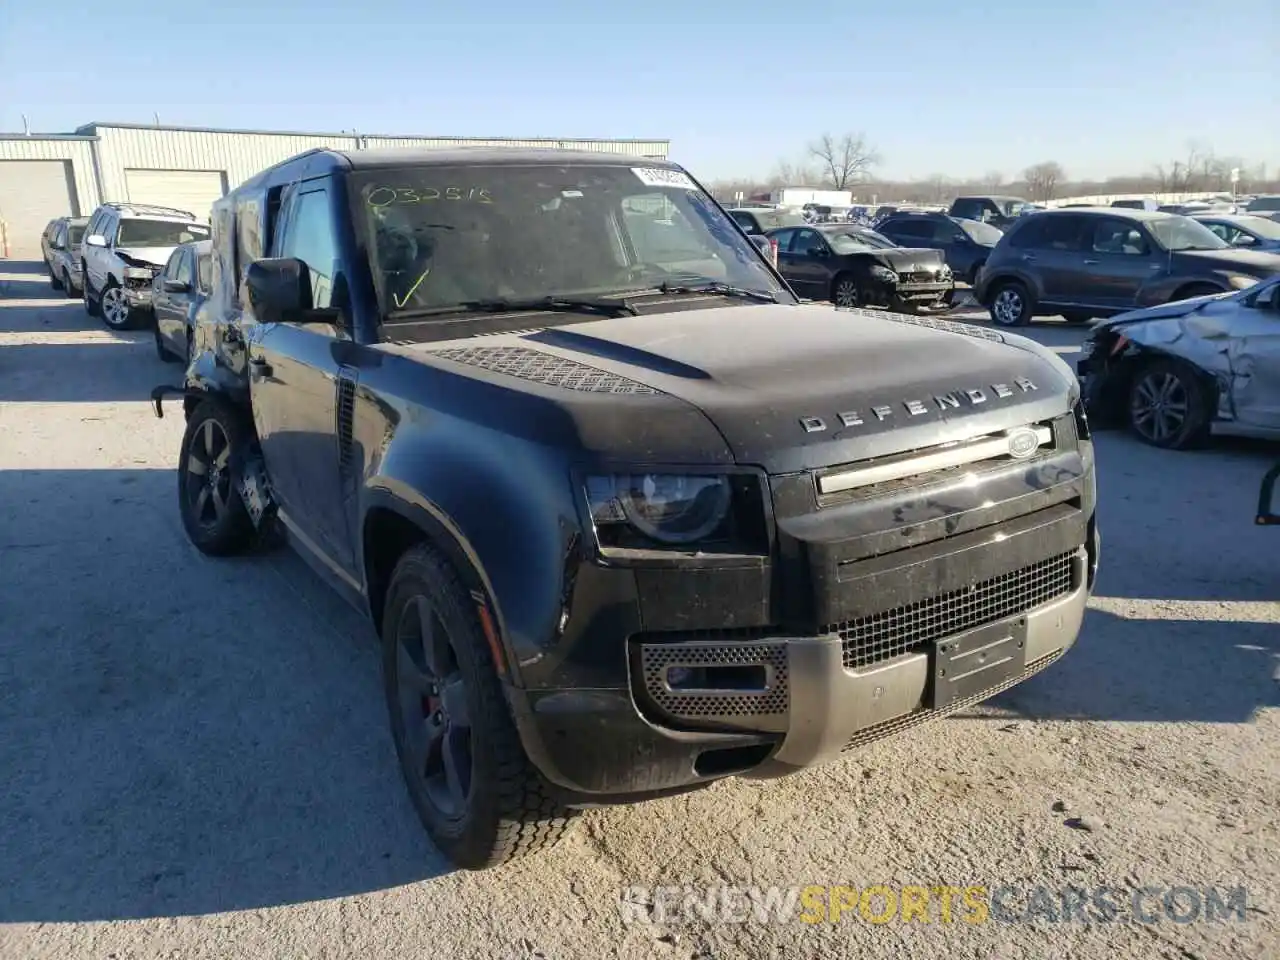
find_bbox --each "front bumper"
[515,538,1094,800]
[124,286,154,308]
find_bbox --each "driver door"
[781,228,835,298]
[247,184,357,573]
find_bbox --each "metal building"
[0,122,670,258]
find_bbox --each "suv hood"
[1170,247,1280,275]
[116,246,176,268]
[401,303,1073,473]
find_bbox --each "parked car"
[1111,198,1158,211]
[152,239,212,364]
[151,146,1097,871]
[726,207,807,237]
[1192,214,1280,252]
[46,216,89,295]
[80,202,210,330]
[40,217,67,274]
[1078,275,1280,449]
[947,196,1033,230]
[876,212,1002,284]
[1244,195,1280,222]
[765,222,953,311]
[975,208,1280,327]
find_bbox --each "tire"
[1170,283,1222,303]
[1126,358,1211,450]
[100,282,135,330]
[383,544,575,870]
[831,273,861,308]
[154,324,180,363]
[50,268,64,292]
[968,261,986,285]
[177,399,256,555]
[83,271,101,318]
[989,280,1034,327]
[63,270,78,298]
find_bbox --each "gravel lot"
[1,260,1276,960]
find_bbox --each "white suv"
[81,203,210,329]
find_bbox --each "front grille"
[637,639,789,722]
[898,270,942,284]
[831,551,1076,669]
[842,649,1062,751]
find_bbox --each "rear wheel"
[989,280,1033,327]
[63,270,78,298]
[83,271,101,317]
[1127,359,1211,450]
[177,399,256,555]
[383,544,575,869]
[49,267,63,292]
[1170,282,1222,303]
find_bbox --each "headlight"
[1227,275,1257,290]
[123,266,153,280]
[586,474,731,545]
[870,265,898,283]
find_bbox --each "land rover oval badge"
[1007,427,1040,459]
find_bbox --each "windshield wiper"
[657,280,778,303]
[391,295,638,320]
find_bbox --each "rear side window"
[951,199,983,219]
[729,211,760,234]
[883,219,930,239]
[1089,217,1151,256]
[770,228,798,253]
[1011,215,1085,251]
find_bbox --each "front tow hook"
[150,384,187,419]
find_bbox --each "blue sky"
[2,0,1275,182]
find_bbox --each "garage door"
[124,169,227,223]
[0,160,79,259]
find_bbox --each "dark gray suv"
[974,208,1280,326]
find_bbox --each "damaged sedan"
[1079,276,1280,449]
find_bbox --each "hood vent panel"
[429,346,662,395]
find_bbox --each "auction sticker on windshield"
[632,167,698,190]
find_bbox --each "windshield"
[67,224,86,245]
[116,219,209,247]
[957,219,1004,245]
[826,229,895,252]
[1246,196,1280,212]
[1000,199,1033,216]
[351,164,785,315]
[1235,216,1280,240]
[1147,216,1229,251]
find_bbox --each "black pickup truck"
[153,147,1100,870]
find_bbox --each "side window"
[1024,215,1085,252]
[85,212,101,238]
[771,228,797,253]
[933,219,961,242]
[162,248,185,278]
[1090,218,1150,256]
[278,189,338,309]
[236,195,264,285]
[102,215,118,246]
[197,253,212,293]
[210,203,239,307]
[1007,218,1045,249]
[951,200,981,220]
[730,211,759,234]
[174,249,195,286]
[886,219,927,239]
[793,229,826,255]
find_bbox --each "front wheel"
[100,283,135,330]
[832,274,861,308]
[383,544,575,870]
[178,400,256,554]
[83,274,101,317]
[989,281,1033,327]
[49,268,64,291]
[1127,359,1211,450]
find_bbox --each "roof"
[335,145,680,170]
[953,195,1025,202]
[1037,207,1172,221]
[71,120,668,145]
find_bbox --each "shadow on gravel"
[977,606,1280,725]
[0,468,451,922]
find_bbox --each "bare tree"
[807,133,880,190]
[1022,161,1065,202]
[981,170,1005,191]
[768,159,818,187]
[924,174,952,203]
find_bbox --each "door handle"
[1082,258,1099,265]
[1021,254,1037,262]
[249,356,273,380]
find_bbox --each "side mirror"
[810,245,830,258]
[244,257,312,325]
[163,279,191,294]
[1232,235,1256,246]
[85,234,107,248]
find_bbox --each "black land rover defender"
[153,147,1100,870]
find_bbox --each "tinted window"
[950,199,984,219]
[162,248,185,277]
[1011,215,1084,251]
[933,219,961,242]
[236,195,264,284]
[1089,218,1151,256]
[882,219,931,239]
[280,189,338,309]
[1246,196,1280,212]
[197,252,212,293]
[793,229,827,255]
[729,211,760,234]
[67,224,86,245]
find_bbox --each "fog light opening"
[694,742,775,777]
[666,664,769,692]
